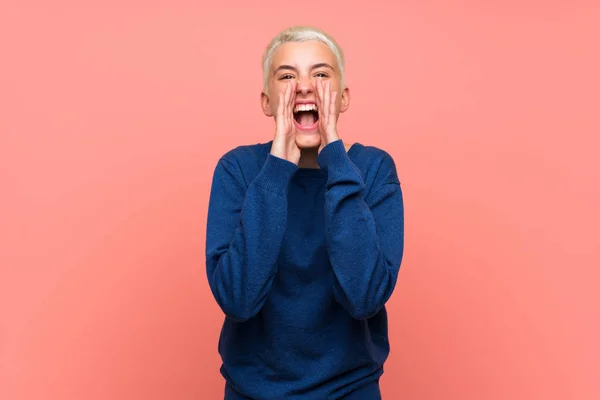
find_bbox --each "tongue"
[298,111,316,126]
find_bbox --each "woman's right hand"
[270,80,300,165]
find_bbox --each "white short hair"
[262,26,346,92]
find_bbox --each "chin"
[294,131,321,150]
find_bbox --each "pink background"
[1,1,599,399]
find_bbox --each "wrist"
[256,154,299,194]
[318,132,340,154]
[326,131,339,144]
[270,145,299,166]
[317,139,348,169]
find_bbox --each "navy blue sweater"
[206,139,404,399]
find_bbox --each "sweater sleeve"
[317,140,405,320]
[205,153,298,322]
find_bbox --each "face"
[261,40,350,150]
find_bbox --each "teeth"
[293,103,317,113]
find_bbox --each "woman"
[205,25,404,400]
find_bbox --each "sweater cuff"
[317,139,352,171]
[254,154,299,195]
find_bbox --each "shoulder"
[348,142,400,186]
[219,141,270,165]
[214,141,271,185]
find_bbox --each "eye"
[314,72,328,78]
[280,74,294,80]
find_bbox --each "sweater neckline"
[294,142,361,178]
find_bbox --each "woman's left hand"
[315,79,340,154]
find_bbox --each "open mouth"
[293,103,319,131]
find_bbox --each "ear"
[261,91,273,117]
[339,86,350,113]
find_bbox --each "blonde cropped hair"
[262,26,346,92]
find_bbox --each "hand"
[270,80,301,165]
[315,79,340,154]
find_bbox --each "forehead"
[270,40,338,70]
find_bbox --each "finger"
[323,81,330,126]
[283,81,292,121]
[289,79,297,118]
[317,79,327,123]
[282,80,289,122]
[316,78,324,116]
[313,79,320,110]
[283,82,289,121]
[277,92,284,121]
[330,91,337,122]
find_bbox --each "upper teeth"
[294,104,317,113]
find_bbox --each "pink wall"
[1,1,598,399]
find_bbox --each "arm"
[205,154,298,322]
[317,140,404,320]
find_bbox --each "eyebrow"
[273,63,335,75]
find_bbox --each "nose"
[296,76,313,95]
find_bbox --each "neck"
[298,147,319,169]
[297,142,352,169]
